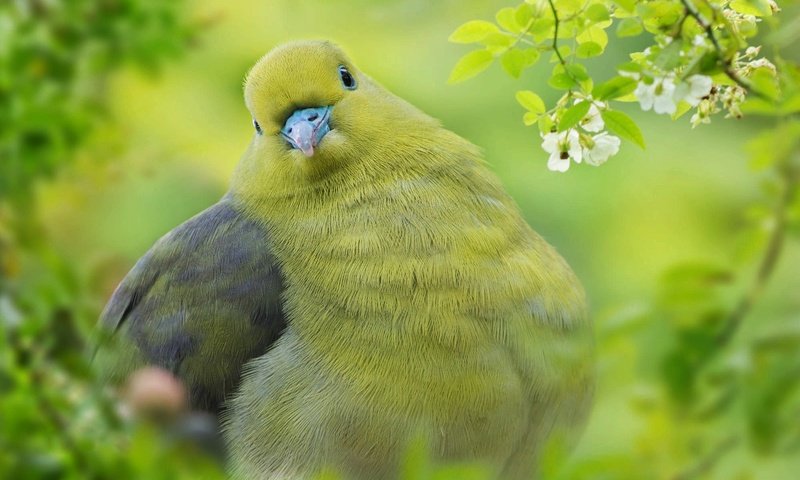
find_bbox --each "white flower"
[542,129,582,172]
[690,98,716,127]
[583,133,621,166]
[579,101,605,133]
[693,35,706,47]
[748,57,777,74]
[675,74,713,106]
[635,76,678,115]
[745,46,761,58]
[690,111,711,128]
[767,0,780,13]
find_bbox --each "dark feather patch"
[95,199,287,414]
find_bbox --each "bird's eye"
[253,119,262,135]
[338,65,356,90]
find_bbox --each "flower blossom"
[675,75,713,106]
[542,129,582,172]
[578,101,605,133]
[583,133,621,166]
[635,74,714,115]
[635,75,678,115]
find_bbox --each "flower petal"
[635,82,655,111]
[581,104,605,133]
[547,152,571,172]
[541,132,560,154]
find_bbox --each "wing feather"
[95,199,286,413]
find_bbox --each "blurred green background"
[2,0,798,479]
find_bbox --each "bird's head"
[235,40,441,193]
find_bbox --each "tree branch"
[679,0,771,101]
[671,436,740,480]
[547,0,580,86]
[716,167,798,346]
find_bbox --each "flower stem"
[547,0,580,86]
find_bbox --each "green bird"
[96,40,594,480]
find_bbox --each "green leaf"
[594,76,638,100]
[514,4,533,28]
[529,17,555,42]
[749,67,780,100]
[538,114,554,134]
[566,63,590,81]
[577,25,608,49]
[586,4,611,22]
[671,100,692,120]
[501,48,540,78]
[548,64,589,91]
[558,101,592,131]
[617,62,643,74]
[481,35,514,57]
[448,50,494,84]
[639,1,684,33]
[697,51,723,75]
[745,121,800,170]
[730,0,772,17]
[496,7,521,33]
[523,111,540,126]
[449,21,500,44]
[555,21,579,39]
[615,93,638,102]
[549,72,577,90]
[655,41,683,70]
[516,90,546,113]
[601,110,645,148]
[552,0,584,15]
[616,18,643,37]
[740,98,780,116]
[576,42,603,59]
[549,45,572,63]
[613,0,637,13]
[782,93,800,115]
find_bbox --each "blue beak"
[280,106,332,157]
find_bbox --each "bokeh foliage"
[445,0,800,478]
[1,0,799,479]
[0,0,201,204]
[1,1,223,478]
[444,0,799,478]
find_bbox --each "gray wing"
[94,199,286,413]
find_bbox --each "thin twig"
[506,18,536,51]
[500,32,538,47]
[671,436,740,480]
[547,0,580,86]
[716,168,798,346]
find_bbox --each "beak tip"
[282,106,332,158]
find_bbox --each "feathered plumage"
[96,40,594,480]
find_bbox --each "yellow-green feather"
[224,41,593,479]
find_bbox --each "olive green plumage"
[96,40,594,480]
